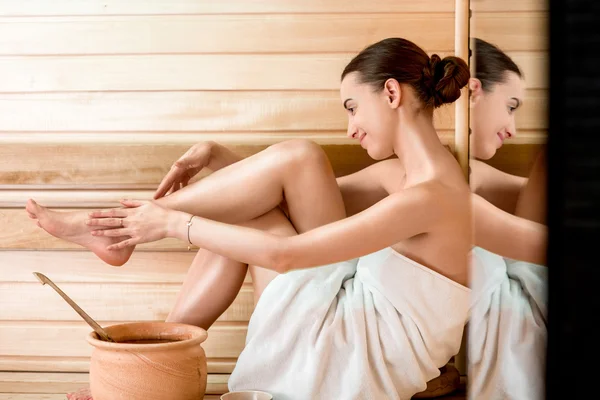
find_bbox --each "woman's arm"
[470,159,528,214]
[176,184,442,272]
[101,184,444,273]
[472,193,547,265]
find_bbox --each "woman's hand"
[154,142,213,199]
[86,200,182,250]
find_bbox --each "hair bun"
[421,54,470,108]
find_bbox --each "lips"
[359,133,366,144]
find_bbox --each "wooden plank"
[0,396,223,400]
[0,141,384,186]
[0,91,457,132]
[518,89,547,130]
[506,52,548,89]
[0,251,253,284]
[0,321,247,359]
[0,282,254,322]
[0,356,237,374]
[482,143,545,177]
[0,0,456,16]
[472,12,548,51]
[0,396,222,400]
[472,0,547,11]
[0,51,454,92]
[0,14,456,55]
[0,372,229,395]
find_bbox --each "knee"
[272,139,330,168]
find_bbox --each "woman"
[467,38,547,400]
[27,38,471,399]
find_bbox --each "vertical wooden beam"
[453,0,470,377]
[454,0,471,181]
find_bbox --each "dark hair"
[473,38,523,91]
[341,38,470,109]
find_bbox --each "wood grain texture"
[472,12,548,51]
[0,0,456,16]
[0,356,237,374]
[1,282,254,321]
[0,51,454,92]
[0,91,457,132]
[0,321,247,358]
[0,372,229,394]
[0,251,248,283]
[506,52,548,89]
[471,0,547,12]
[0,141,387,186]
[0,14,456,55]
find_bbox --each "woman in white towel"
[467,38,548,400]
[27,38,472,399]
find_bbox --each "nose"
[347,122,358,139]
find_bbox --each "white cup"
[220,390,273,400]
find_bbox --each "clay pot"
[86,322,208,400]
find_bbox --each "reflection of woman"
[468,38,547,400]
[27,38,472,399]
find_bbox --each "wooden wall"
[0,0,461,395]
[472,0,548,176]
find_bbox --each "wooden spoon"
[33,272,115,343]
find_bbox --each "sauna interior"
[0,0,546,398]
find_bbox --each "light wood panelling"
[0,251,228,283]
[0,321,247,358]
[0,372,229,395]
[0,396,224,400]
[0,356,236,374]
[0,91,456,132]
[506,52,548,89]
[0,0,456,16]
[472,12,548,51]
[1,282,254,322]
[0,138,452,187]
[0,14,456,56]
[472,0,547,12]
[0,51,454,92]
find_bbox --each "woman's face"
[470,72,525,160]
[340,72,398,160]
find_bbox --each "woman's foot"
[26,199,134,266]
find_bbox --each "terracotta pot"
[86,322,208,400]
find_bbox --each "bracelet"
[186,214,196,251]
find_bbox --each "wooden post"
[454,0,470,180]
[453,0,470,377]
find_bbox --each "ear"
[468,78,484,107]
[383,78,401,109]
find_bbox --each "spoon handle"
[33,272,115,342]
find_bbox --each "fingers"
[91,228,129,237]
[88,209,130,218]
[154,169,180,199]
[86,217,125,227]
[107,238,137,250]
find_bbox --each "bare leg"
[167,208,296,330]
[27,139,346,266]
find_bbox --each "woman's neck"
[392,106,450,187]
